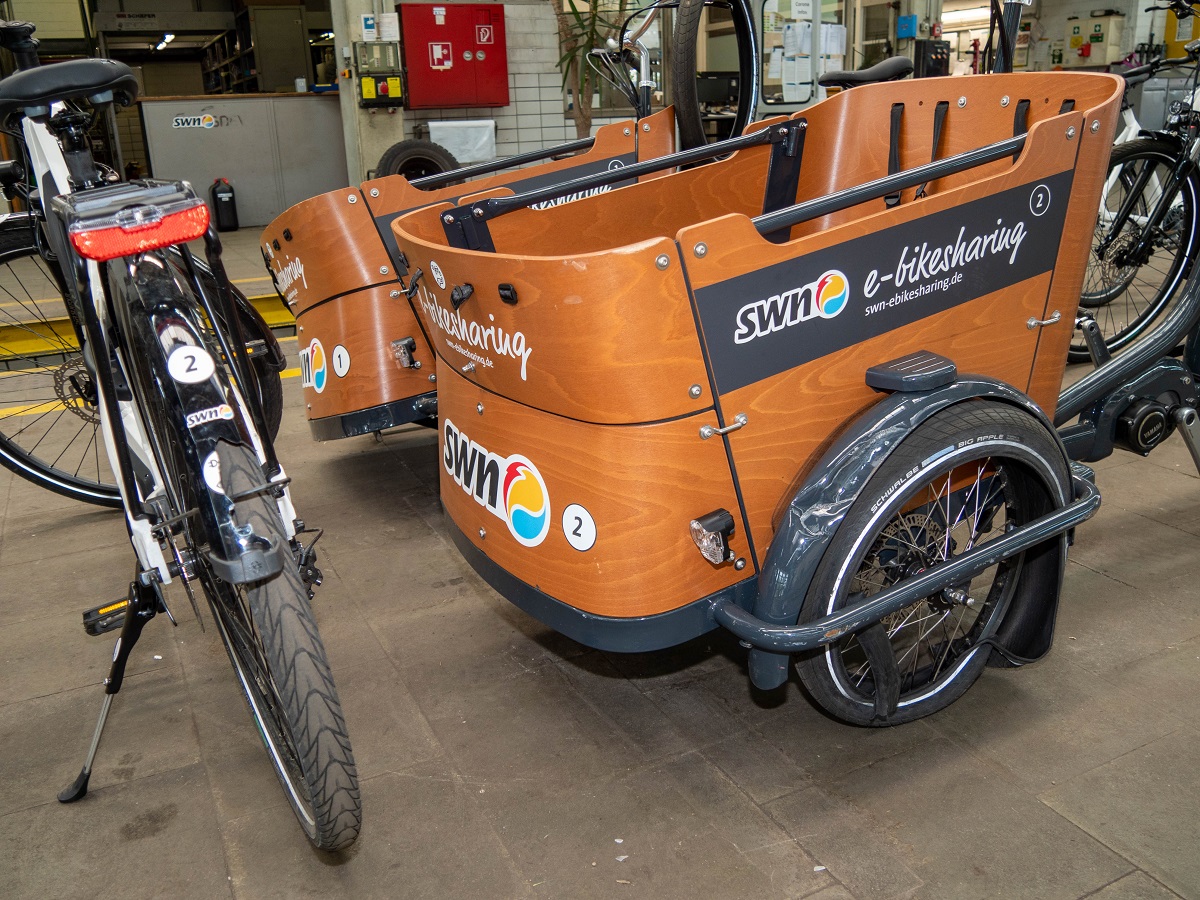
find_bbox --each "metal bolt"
[1066,126,1076,139]
[463,362,476,373]
[477,402,484,415]
[473,207,484,219]
[734,558,746,571]
[642,123,650,132]
[390,290,401,298]
[479,528,486,539]
[689,384,702,399]
[958,96,967,108]
[694,242,708,258]
[1185,376,1193,385]
[413,361,422,369]
[1091,120,1101,133]
[655,254,670,270]
[1000,95,1010,107]
[624,128,631,136]
[306,403,311,409]
[429,374,437,383]
[778,125,788,135]
[298,325,304,333]
[348,194,357,203]
[370,188,380,197]
[379,266,389,275]
[443,214,454,224]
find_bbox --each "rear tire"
[376,139,459,181]
[795,402,1069,726]
[208,441,361,851]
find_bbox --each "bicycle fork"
[1098,152,1191,267]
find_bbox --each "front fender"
[747,374,1068,689]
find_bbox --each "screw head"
[1000,95,1010,107]
[348,194,357,203]
[429,374,437,382]
[958,96,967,108]
[443,214,454,224]
[379,266,389,275]
[477,402,484,415]
[689,384,702,399]
[1091,119,1101,133]
[642,123,650,132]
[694,242,708,258]
[624,128,631,136]
[473,208,484,219]
[734,558,746,571]
[655,254,670,270]
[390,289,401,298]
[479,528,486,539]
[1066,126,1076,139]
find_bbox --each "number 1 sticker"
[562,503,596,552]
[167,346,215,384]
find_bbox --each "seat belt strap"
[885,103,904,208]
[914,100,950,200]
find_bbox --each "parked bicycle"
[1078,6,1200,363]
[0,21,360,850]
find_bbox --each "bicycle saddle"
[0,57,139,123]
[818,56,914,90]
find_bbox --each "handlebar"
[0,20,40,69]
[1145,0,1197,16]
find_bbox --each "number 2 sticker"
[562,503,596,552]
[167,346,215,384]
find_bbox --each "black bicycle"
[0,20,360,850]
[1077,10,1200,363]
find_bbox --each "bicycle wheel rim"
[0,228,119,504]
[1075,143,1198,358]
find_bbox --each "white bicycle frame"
[21,109,297,585]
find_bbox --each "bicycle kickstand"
[58,578,160,803]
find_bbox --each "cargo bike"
[271,68,1200,726]
[380,70,1151,728]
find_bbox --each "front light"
[689,509,735,565]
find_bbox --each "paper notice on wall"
[783,24,800,55]
[378,13,399,42]
[794,0,813,18]
[821,24,847,56]
[782,55,809,102]
[768,46,784,79]
[1177,15,1193,43]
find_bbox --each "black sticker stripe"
[692,171,1074,395]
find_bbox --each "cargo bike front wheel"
[795,402,1071,726]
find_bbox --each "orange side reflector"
[69,203,210,262]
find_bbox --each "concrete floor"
[2,229,1199,899]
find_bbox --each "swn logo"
[733,270,849,345]
[443,419,550,547]
[172,114,216,128]
[185,404,234,429]
[299,339,327,393]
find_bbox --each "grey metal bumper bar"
[710,473,1100,653]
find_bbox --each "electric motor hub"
[1115,398,1170,455]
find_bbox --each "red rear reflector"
[69,203,210,261]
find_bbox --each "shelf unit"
[203,5,311,94]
